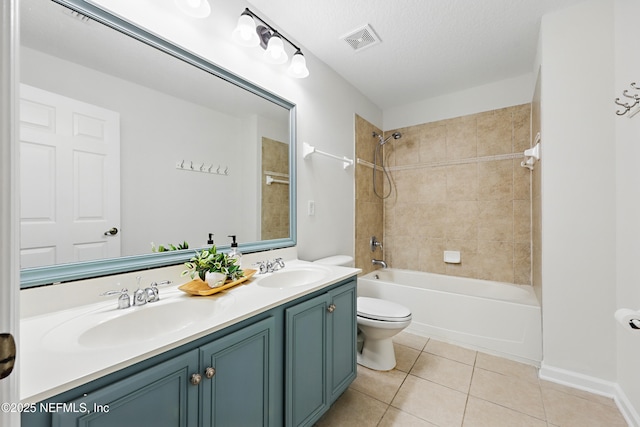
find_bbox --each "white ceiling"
[247,0,588,110]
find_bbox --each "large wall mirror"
[19,0,296,288]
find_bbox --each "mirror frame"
[20,0,297,288]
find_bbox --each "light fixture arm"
[241,8,302,53]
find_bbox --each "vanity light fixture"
[232,8,309,79]
[175,0,211,18]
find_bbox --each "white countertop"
[19,249,360,403]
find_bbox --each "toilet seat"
[357,297,411,322]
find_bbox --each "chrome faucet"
[372,259,388,269]
[102,278,172,309]
[255,258,286,274]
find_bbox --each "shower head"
[372,131,402,145]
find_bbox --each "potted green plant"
[181,245,244,288]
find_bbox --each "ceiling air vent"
[341,24,380,52]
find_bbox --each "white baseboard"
[539,363,639,427]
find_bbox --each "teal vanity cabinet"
[52,349,201,427]
[285,280,357,427]
[23,276,357,427]
[49,317,276,427]
[199,317,275,426]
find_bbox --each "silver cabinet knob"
[190,373,202,385]
[205,367,216,379]
[327,304,336,313]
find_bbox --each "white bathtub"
[358,269,542,365]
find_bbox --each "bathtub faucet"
[372,259,388,269]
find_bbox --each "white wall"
[21,47,258,254]
[614,0,640,422]
[89,0,382,262]
[383,73,534,130]
[538,0,618,388]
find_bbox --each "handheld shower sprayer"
[371,131,402,198]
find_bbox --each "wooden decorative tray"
[178,269,257,296]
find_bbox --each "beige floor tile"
[350,365,407,404]
[541,387,628,427]
[475,351,539,383]
[393,331,428,351]
[411,352,473,393]
[394,342,421,373]
[392,374,467,427]
[379,407,438,427]
[424,339,477,365]
[470,368,545,419]
[539,379,618,408]
[315,388,387,427]
[462,396,547,427]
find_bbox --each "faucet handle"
[254,261,268,274]
[145,280,171,303]
[101,288,131,309]
[273,258,285,269]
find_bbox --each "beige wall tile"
[446,164,478,201]
[478,200,513,241]
[478,159,513,201]
[513,103,532,153]
[355,106,532,285]
[477,240,514,282]
[477,108,513,157]
[446,116,477,160]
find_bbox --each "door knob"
[104,227,119,236]
[0,333,16,380]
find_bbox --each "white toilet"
[313,255,413,371]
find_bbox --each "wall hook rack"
[302,142,353,169]
[176,160,229,176]
[615,82,640,118]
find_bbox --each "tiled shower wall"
[355,115,384,275]
[355,105,533,284]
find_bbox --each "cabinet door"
[200,316,275,427]
[52,349,199,427]
[328,281,357,403]
[285,293,329,427]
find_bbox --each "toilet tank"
[313,255,354,267]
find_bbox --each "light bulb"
[232,14,259,47]
[264,34,288,64]
[288,51,309,78]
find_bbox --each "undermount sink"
[43,295,234,350]
[257,267,330,289]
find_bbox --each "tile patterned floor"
[316,332,628,427]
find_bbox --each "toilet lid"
[357,297,412,322]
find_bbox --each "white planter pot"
[205,271,226,288]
